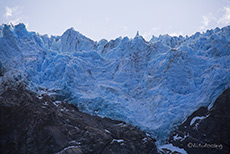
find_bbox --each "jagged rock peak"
[135,31,140,37]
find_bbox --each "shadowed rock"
[0,87,158,154]
[167,88,230,154]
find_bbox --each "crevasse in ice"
[0,23,230,142]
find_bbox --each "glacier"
[0,23,230,143]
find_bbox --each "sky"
[0,0,230,41]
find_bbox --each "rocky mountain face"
[1,85,229,154]
[165,88,230,154]
[0,86,158,154]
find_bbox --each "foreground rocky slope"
[0,86,158,154]
[165,88,230,154]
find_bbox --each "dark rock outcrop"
[0,61,4,76]
[0,87,158,154]
[168,88,230,154]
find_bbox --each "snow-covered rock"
[0,23,230,143]
[168,88,230,154]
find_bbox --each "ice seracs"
[0,23,230,144]
[61,27,96,52]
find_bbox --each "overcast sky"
[0,0,230,41]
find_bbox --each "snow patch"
[159,144,188,154]
[173,134,188,142]
[53,101,61,107]
[190,115,209,126]
[111,139,124,144]
[105,129,111,133]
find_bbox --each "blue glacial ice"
[0,23,230,143]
